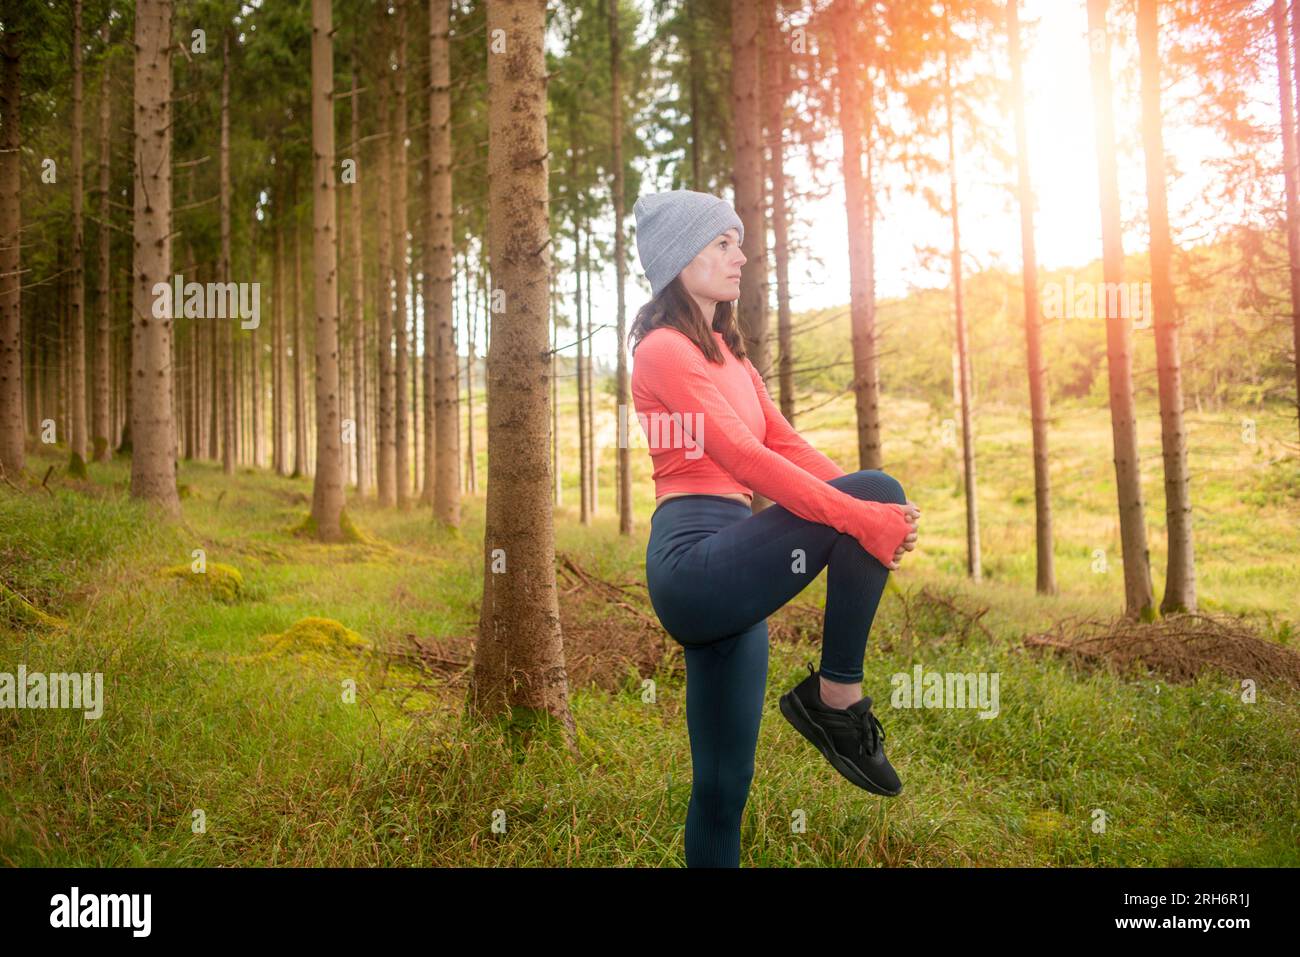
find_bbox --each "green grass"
[1,388,1298,867]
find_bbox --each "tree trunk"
[1087,0,1155,619]
[349,54,369,497]
[466,248,478,495]
[1280,0,1300,447]
[429,0,459,525]
[833,0,882,471]
[292,181,308,478]
[1137,0,1195,614]
[308,0,344,540]
[765,0,794,424]
[220,29,235,475]
[376,59,397,506]
[129,0,180,514]
[731,0,768,379]
[471,0,573,744]
[274,211,287,475]
[608,0,631,533]
[392,0,411,507]
[68,0,88,476]
[0,8,22,476]
[569,99,589,524]
[251,219,263,468]
[944,3,980,582]
[1007,0,1056,596]
[584,221,596,515]
[92,17,112,462]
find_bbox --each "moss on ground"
[159,561,245,603]
[0,580,67,631]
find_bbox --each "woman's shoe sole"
[779,690,903,797]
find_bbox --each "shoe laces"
[852,705,885,759]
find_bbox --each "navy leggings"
[645,469,907,867]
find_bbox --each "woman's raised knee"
[842,468,906,505]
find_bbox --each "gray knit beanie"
[633,190,745,298]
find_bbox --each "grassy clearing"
[1,391,1298,866]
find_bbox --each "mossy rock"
[159,562,245,603]
[0,581,67,631]
[256,616,372,665]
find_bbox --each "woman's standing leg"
[679,618,768,867]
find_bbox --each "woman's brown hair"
[627,274,747,365]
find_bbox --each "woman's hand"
[886,500,920,571]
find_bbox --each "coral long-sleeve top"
[631,326,911,567]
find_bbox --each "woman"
[629,189,921,868]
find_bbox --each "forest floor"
[2,396,1299,866]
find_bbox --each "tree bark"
[1279,0,1300,446]
[943,2,980,581]
[349,54,369,497]
[764,0,795,425]
[68,0,89,476]
[429,0,459,525]
[0,7,22,476]
[1137,0,1195,614]
[1007,0,1056,596]
[292,178,308,478]
[472,0,573,744]
[833,0,882,471]
[609,0,631,534]
[1087,0,1155,619]
[309,0,345,539]
[129,0,180,514]
[731,0,768,379]
[220,29,235,475]
[392,0,411,507]
[92,17,112,462]
[376,59,397,506]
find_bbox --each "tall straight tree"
[1086,0,1154,619]
[130,0,180,515]
[68,0,88,477]
[0,2,21,476]
[428,0,459,526]
[943,0,980,581]
[376,55,397,506]
[1276,0,1300,446]
[731,0,768,380]
[309,0,344,540]
[1137,0,1195,614]
[764,0,795,424]
[392,0,411,507]
[349,53,369,498]
[472,0,572,739]
[1007,0,1055,596]
[220,28,235,476]
[93,17,112,462]
[292,177,308,478]
[832,0,882,472]
[608,0,631,535]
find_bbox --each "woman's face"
[678,227,745,305]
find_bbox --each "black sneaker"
[779,662,902,797]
